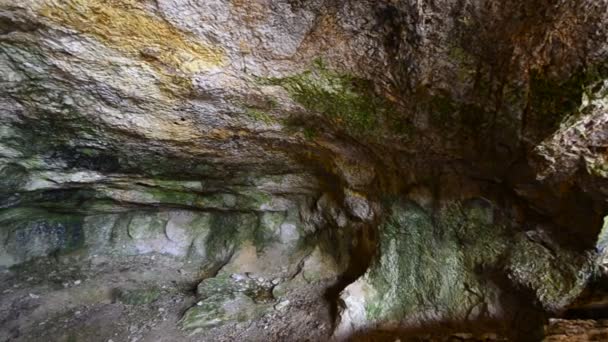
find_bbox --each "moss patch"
[245,107,275,124]
[181,273,274,330]
[261,59,396,136]
[366,200,494,320]
[205,213,257,263]
[0,163,28,192]
[362,197,594,324]
[114,287,161,305]
[507,235,595,311]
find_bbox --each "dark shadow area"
[323,221,378,327]
[563,273,608,320]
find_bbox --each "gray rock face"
[2,0,608,340]
[335,197,594,340]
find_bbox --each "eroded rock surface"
[2,0,608,341]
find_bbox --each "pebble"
[257,277,265,282]
[231,273,247,281]
[29,293,40,299]
[75,311,81,315]
[272,278,281,285]
[452,333,473,339]
[274,300,290,311]
[74,280,82,285]
[196,301,203,306]
[158,308,165,312]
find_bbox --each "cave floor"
[1,253,604,341]
[0,254,333,342]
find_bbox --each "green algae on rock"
[335,197,598,338]
[260,60,397,136]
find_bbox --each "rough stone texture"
[544,319,608,342]
[335,196,595,340]
[2,0,608,340]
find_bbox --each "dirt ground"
[0,253,334,342]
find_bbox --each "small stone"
[257,277,265,283]
[231,273,246,281]
[196,301,203,306]
[74,280,82,285]
[274,300,290,311]
[29,293,40,299]
[158,308,165,312]
[75,311,81,315]
[272,278,281,285]
[452,333,473,339]
[481,333,498,340]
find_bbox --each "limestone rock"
[2,0,608,340]
[180,274,274,330]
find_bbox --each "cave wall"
[2,0,608,340]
